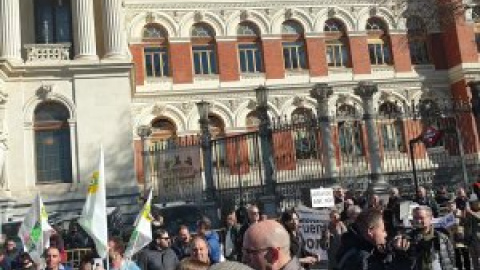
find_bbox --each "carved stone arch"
[136,104,187,133]
[374,90,409,113]
[411,87,450,104]
[271,8,314,34]
[225,10,270,36]
[357,7,397,31]
[179,11,226,38]
[24,93,76,124]
[314,7,355,32]
[331,93,364,117]
[186,101,234,131]
[234,100,280,127]
[280,96,317,120]
[128,12,178,42]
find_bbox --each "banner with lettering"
[296,205,329,261]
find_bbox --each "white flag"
[78,146,109,258]
[17,194,52,263]
[125,189,153,258]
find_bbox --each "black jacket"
[336,225,410,270]
[137,243,179,270]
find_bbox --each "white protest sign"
[296,205,329,261]
[310,188,335,208]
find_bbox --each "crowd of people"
[1,184,480,270]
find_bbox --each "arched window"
[324,19,350,67]
[143,24,170,78]
[34,102,72,183]
[378,102,404,152]
[366,18,392,65]
[151,118,177,140]
[407,16,430,64]
[282,20,307,70]
[336,104,363,158]
[34,0,73,45]
[291,108,317,159]
[191,23,218,75]
[473,6,480,52]
[237,22,263,73]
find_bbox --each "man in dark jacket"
[171,225,192,260]
[336,209,411,270]
[407,206,456,270]
[137,229,179,270]
[415,186,440,218]
[385,188,402,237]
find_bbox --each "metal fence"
[143,98,480,209]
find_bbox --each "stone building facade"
[126,0,480,186]
[0,0,138,222]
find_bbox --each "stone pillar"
[354,81,387,194]
[72,0,98,60]
[102,0,128,59]
[0,0,21,62]
[310,83,337,181]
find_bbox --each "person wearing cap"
[137,229,179,270]
[197,217,221,264]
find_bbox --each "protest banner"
[296,205,329,261]
[310,188,335,208]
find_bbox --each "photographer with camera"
[406,205,456,270]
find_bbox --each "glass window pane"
[369,44,376,64]
[341,46,348,66]
[162,53,169,76]
[290,47,299,69]
[145,55,153,77]
[299,45,306,69]
[194,52,201,74]
[153,54,161,76]
[201,52,209,74]
[239,50,247,72]
[210,51,217,74]
[283,48,291,69]
[247,50,255,72]
[255,48,262,72]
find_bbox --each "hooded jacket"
[137,242,179,270]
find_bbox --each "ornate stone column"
[102,0,128,59]
[354,81,387,194]
[0,0,21,62]
[310,83,337,181]
[72,0,98,60]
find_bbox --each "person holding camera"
[406,206,456,270]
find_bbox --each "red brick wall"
[452,80,480,154]
[217,41,240,82]
[390,34,412,72]
[262,39,285,79]
[437,0,477,67]
[170,42,194,84]
[349,36,371,74]
[305,37,328,77]
[130,45,145,86]
[429,33,448,70]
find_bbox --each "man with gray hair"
[406,205,456,270]
[242,220,303,270]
